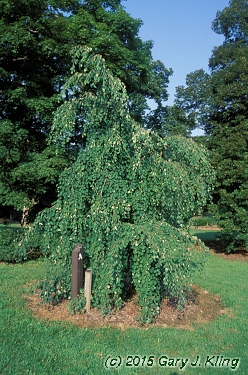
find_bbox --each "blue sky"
[123,0,230,126]
[124,0,229,105]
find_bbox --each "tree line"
[0,0,247,252]
[174,0,248,251]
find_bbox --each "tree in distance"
[174,0,248,251]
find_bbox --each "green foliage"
[0,0,74,218]
[0,0,171,221]
[21,47,215,323]
[189,215,218,227]
[174,0,248,252]
[68,289,86,315]
[210,120,248,252]
[0,225,25,262]
[174,69,213,133]
[209,0,248,252]
[0,224,43,263]
[129,222,208,322]
[14,226,44,262]
[146,103,197,138]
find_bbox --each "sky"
[123,0,230,135]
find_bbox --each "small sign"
[71,244,83,299]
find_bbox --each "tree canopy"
[21,47,215,323]
[173,0,248,251]
[0,0,171,222]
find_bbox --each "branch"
[8,149,14,164]
[12,57,28,61]
[28,28,38,34]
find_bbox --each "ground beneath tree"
[23,234,246,329]
[4,221,243,328]
[24,284,231,330]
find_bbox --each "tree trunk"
[21,206,29,226]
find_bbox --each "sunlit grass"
[0,250,247,374]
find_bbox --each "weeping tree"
[22,47,215,323]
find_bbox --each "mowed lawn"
[0,237,247,374]
[190,228,221,242]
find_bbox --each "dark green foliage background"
[0,226,25,262]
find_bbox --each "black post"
[71,244,83,299]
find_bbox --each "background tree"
[207,0,248,251]
[174,69,213,134]
[147,103,196,137]
[21,47,215,323]
[0,0,171,223]
[174,0,248,251]
[0,0,80,223]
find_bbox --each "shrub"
[0,224,43,263]
[0,226,25,262]
[189,215,219,227]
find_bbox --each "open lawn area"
[0,239,247,374]
[190,227,221,242]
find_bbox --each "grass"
[0,222,23,231]
[190,228,221,242]
[0,248,247,374]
